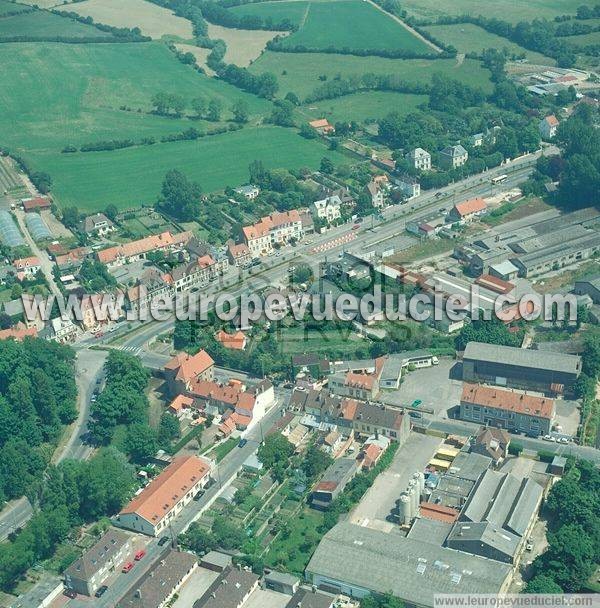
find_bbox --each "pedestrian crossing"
[113,345,142,355]
[310,231,357,254]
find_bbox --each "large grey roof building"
[306,522,512,606]
[462,341,581,394]
[194,567,259,608]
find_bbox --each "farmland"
[207,23,287,67]
[423,23,556,64]
[561,30,600,48]
[229,0,309,27]
[0,0,32,15]
[0,8,115,39]
[27,126,348,210]
[273,0,431,53]
[302,91,428,122]
[401,0,598,23]
[249,52,493,100]
[0,42,271,154]
[67,0,194,40]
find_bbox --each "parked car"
[134,549,146,561]
[95,586,108,598]
[238,438,248,448]
[411,399,422,408]
[158,536,170,546]
[193,489,205,501]
[122,562,134,573]
[542,434,556,442]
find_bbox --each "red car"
[122,562,134,573]
[352,224,360,230]
[134,549,146,561]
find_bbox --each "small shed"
[549,455,567,476]
[264,570,300,595]
[200,551,232,572]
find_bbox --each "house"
[64,529,132,596]
[359,442,383,470]
[539,114,559,140]
[395,175,420,199]
[309,118,335,135]
[55,247,89,273]
[471,426,510,465]
[49,316,78,343]
[406,148,431,171]
[474,273,514,295]
[171,255,217,293]
[574,276,600,304]
[234,184,260,200]
[312,195,342,224]
[227,241,252,267]
[168,394,194,417]
[114,455,212,536]
[469,133,484,147]
[311,458,358,509]
[97,230,192,268]
[264,571,300,595]
[13,256,41,279]
[164,349,215,395]
[488,260,520,282]
[126,268,173,313]
[215,329,247,350]
[79,213,115,237]
[194,567,259,608]
[242,210,303,258]
[329,357,386,400]
[439,144,468,169]
[364,181,384,208]
[0,321,38,341]
[285,588,335,608]
[447,197,486,223]
[22,196,51,212]
[320,429,343,455]
[117,550,198,608]
[459,382,555,436]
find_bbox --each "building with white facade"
[406,148,431,170]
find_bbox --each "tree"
[10,284,22,300]
[269,99,295,127]
[299,123,317,139]
[258,434,293,470]
[455,318,523,351]
[524,575,564,594]
[151,91,170,115]
[232,99,249,123]
[284,91,299,105]
[249,159,268,185]
[320,157,334,174]
[62,206,80,229]
[302,445,332,480]
[192,96,207,119]
[104,204,118,221]
[159,168,202,221]
[207,98,222,121]
[125,423,158,463]
[158,412,180,447]
[290,263,313,285]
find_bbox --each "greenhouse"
[25,212,51,241]
[0,211,25,247]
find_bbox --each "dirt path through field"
[364,0,442,53]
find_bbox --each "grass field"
[175,42,213,74]
[0,0,32,15]
[207,23,287,67]
[27,126,348,209]
[423,23,556,64]
[0,8,115,38]
[562,29,600,48]
[229,0,309,27]
[0,41,271,155]
[274,0,430,53]
[303,91,428,122]
[250,52,493,100]
[67,0,194,40]
[401,0,598,22]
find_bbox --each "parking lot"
[553,398,580,437]
[350,432,442,529]
[389,359,462,417]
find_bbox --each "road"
[68,398,287,608]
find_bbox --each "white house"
[406,148,431,171]
[234,184,260,200]
[312,195,342,224]
[114,455,213,536]
[364,181,385,208]
[242,210,303,258]
[395,176,421,199]
[539,115,559,140]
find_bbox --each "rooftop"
[306,523,512,607]
[118,456,211,525]
[461,383,555,419]
[165,350,215,383]
[463,342,581,375]
[194,567,259,608]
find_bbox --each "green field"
[0,0,32,15]
[423,23,556,64]
[27,126,347,209]
[401,0,598,22]
[273,0,430,53]
[303,91,428,122]
[229,0,309,27]
[250,52,493,100]
[0,9,115,38]
[562,29,600,48]
[0,41,271,154]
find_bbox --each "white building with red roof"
[114,455,212,536]
[242,210,303,258]
[164,349,214,395]
[539,114,559,140]
[448,197,487,223]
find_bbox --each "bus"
[491,174,508,185]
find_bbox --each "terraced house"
[242,210,303,258]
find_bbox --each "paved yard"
[243,589,290,608]
[387,360,462,417]
[350,432,442,528]
[553,398,580,437]
[172,567,219,608]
